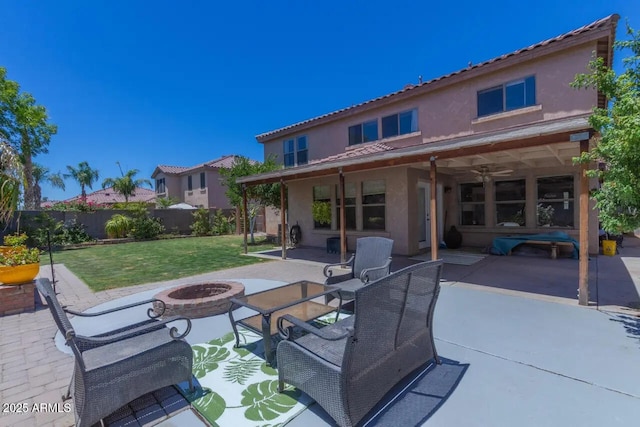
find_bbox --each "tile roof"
[255,14,618,142]
[156,165,189,174]
[239,116,591,185]
[66,187,156,204]
[308,142,395,165]
[156,155,245,176]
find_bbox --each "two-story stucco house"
[240,15,617,269]
[151,155,241,209]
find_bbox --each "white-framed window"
[478,76,536,117]
[187,176,193,191]
[348,120,378,146]
[362,180,386,230]
[283,136,308,167]
[155,178,166,194]
[460,183,485,226]
[536,175,574,227]
[381,109,418,139]
[495,179,526,226]
[200,172,205,189]
[336,182,356,230]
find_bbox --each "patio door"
[418,182,444,249]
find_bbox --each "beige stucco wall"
[261,41,597,164]
[286,166,412,255]
[259,39,603,256]
[179,170,232,209]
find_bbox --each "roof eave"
[240,116,592,185]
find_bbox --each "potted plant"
[0,233,41,285]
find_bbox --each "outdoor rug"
[411,249,487,266]
[178,314,346,427]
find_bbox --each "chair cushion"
[82,328,176,370]
[333,278,366,300]
[293,316,355,366]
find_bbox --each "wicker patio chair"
[36,278,194,427]
[323,236,393,304]
[277,260,443,427]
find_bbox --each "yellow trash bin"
[602,240,617,256]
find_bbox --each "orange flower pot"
[0,263,40,285]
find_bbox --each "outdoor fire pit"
[153,281,245,319]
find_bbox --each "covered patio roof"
[238,115,592,185]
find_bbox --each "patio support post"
[242,184,248,255]
[578,139,590,305]
[339,169,347,264]
[430,157,438,260]
[280,180,287,260]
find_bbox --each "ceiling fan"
[470,165,513,184]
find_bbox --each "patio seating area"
[1,238,640,426]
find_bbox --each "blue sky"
[1,1,638,201]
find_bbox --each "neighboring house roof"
[66,186,156,204]
[155,165,189,174]
[239,116,591,185]
[255,14,618,142]
[152,155,244,178]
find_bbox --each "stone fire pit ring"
[153,281,245,319]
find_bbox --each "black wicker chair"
[36,278,194,427]
[277,260,443,427]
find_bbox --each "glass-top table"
[228,280,341,365]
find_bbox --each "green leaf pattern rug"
[180,326,312,427]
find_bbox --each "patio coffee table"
[228,280,341,365]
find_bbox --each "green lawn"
[49,235,275,291]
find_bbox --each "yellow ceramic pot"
[0,263,40,285]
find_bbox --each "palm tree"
[32,163,65,209]
[64,161,99,202]
[0,140,23,224]
[102,162,151,203]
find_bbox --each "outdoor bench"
[507,240,574,259]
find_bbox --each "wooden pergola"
[238,118,594,305]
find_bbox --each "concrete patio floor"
[1,238,640,426]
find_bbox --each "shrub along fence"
[7,209,197,240]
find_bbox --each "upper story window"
[382,109,418,139]
[187,176,193,191]
[283,136,308,167]
[477,76,536,117]
[155,178,165,194]
[200,172,206,189]
[348,120,378,146]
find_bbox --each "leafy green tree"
[101,162,151,204]
[32,163,65,209]
[572,24,640,233]
[64,161,99,202]
[0,67,57,210]
[219,155,281,243]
